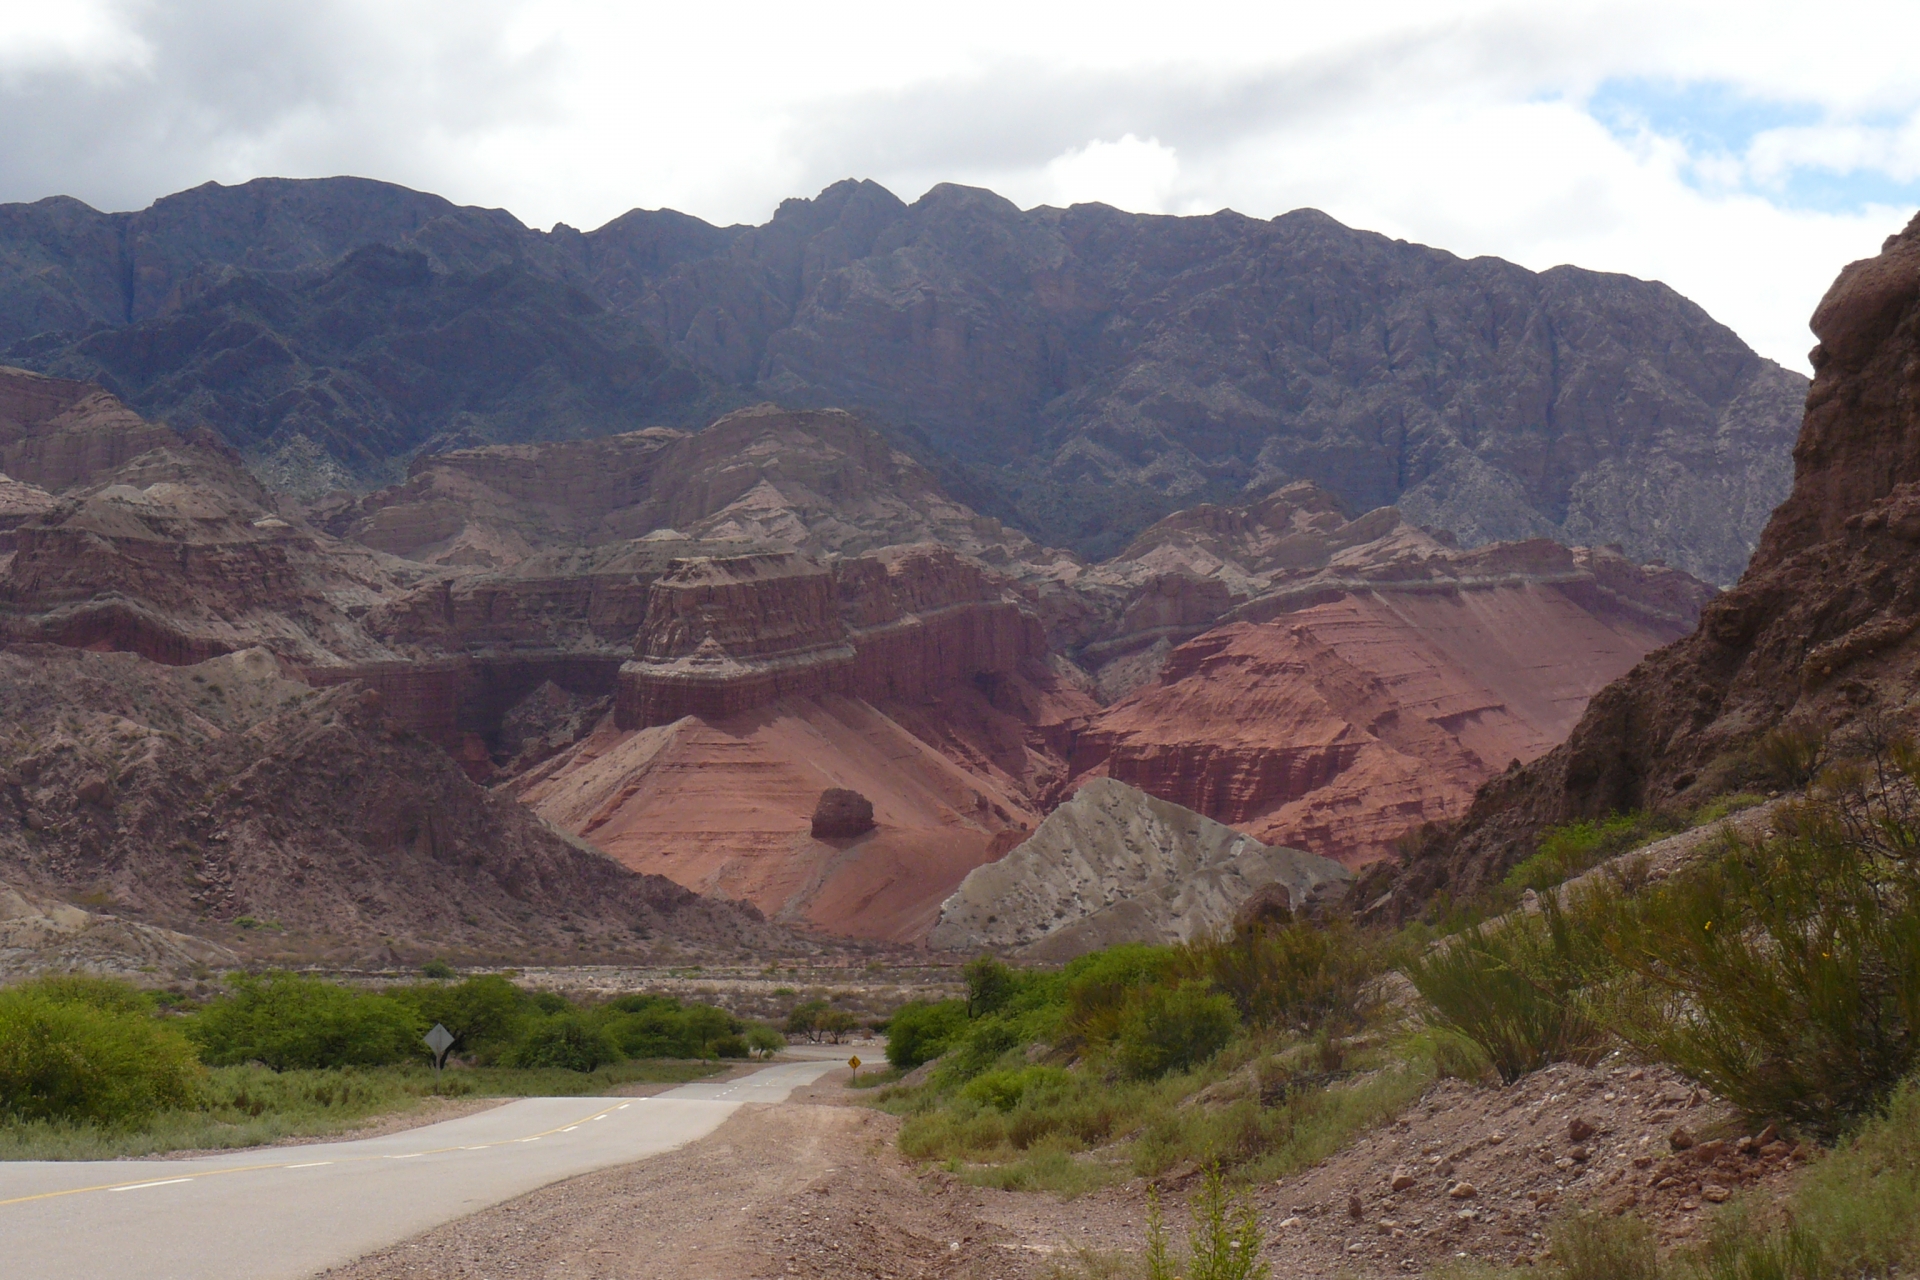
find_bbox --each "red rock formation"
[0,366,179,492]
[1070,574,1698,867]
[616,545,1045,729]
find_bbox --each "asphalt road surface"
[0,1058,838,1280]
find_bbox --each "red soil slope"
[1072,581,1682,866]
[509,674,1089,942]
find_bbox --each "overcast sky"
[3,0,1916,373]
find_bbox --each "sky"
[2,1,1917,373]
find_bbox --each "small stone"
[1554,1157,1575,1171]
[1568,1117,1597,1142]
[1702,1185,1730,1203]
[1632,1156,1653,1169]
[1448,1182,1478,1199]
[1349,1193,1365,1220]
[1277,1217,1301,1230]
[1670,1126,1696,1151]
[1569,1146,1590,1162]
[1390,1167,1416,1191]
[1487,1131,1506,1145]
[1791,1143,1813,1162]
[1756,1124,1779,1146]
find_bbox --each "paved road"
[0,1058,837,1280]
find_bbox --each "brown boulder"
[811,788,877,840]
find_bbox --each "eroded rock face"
[0,646,789,963]
[615,545,1044,729]
[927,777,1351,959]
[0,366,180,493]
[811,789,876,839]
[1387,211,1920,913]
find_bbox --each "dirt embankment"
[324,1053,1809,1280]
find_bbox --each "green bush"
[1061,944,1178,1049]
[1601,793,1920,1137]
[884,999,968,1069]
[1505,811,1674,895]
[1549,1212,1660,1280]
[746,1025,785,1057]
[1115,981,1238,1080]
[1404,900,1611,1084]
[0,981,200,1125]
[191,973,426,1070]
[960,1065,1072,1112]
[393,975,526,1061]
[709,1034,749,1059]
[964,954,1019,1017]
[1183,918,1381,1034]
[506,1014,621,1071]
[1146,1167,1270,1280]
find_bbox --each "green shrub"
[191,974,426,1070]
[1145,1167,1270,1280]
[885,999,968,1069]
[1549,1212,1660,1280]
[1752,724,1825,789]
[709,1034,749,1059]
[506,1014,621,1071]
[1061,944,1178,1049]
[746,1025,785,1057]
[960,1065,1073,1112]
[419,959,456,980]
[1601,794,1920,1137]
[1404,900,1611,1084]
[1773,1076,1920,1274]
[1115,981,1237,1080]
[0,982,200,1125]
[393,975,526,1061]
[965,954,1019,1017]
[1183,918,1381,1034]
[1505,811,1674,894]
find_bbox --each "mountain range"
[0,176,1804,581]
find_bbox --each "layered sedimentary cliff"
[928,777,1351,960]
[617,545,1043,729]
[1384,213,1920,913]
[1061,497,1714,866]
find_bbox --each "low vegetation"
[0,969,775,1159]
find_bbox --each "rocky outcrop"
[1063,481,1714,699]
[1,177,1800,582]
[927,777,1351,960]
[1067,545,1707,867]
[0,366,181,493]
[323,405,1071,578]
[0,645,793,963]
[1384,211,1920,913]
[811,789,876,839]
[615,545,1044,729]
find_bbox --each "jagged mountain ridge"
[0,175,1802,580]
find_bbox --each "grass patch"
[0,1058,725,1161]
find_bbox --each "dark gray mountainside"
[0,176,1804,578]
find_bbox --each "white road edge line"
[286,1162,333,1169]
[110,1178,192,1192]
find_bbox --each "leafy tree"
[0,980,200,1125]
[190,973,426,1070]
[884,1000,968,1069]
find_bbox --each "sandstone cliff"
[0,177,1800,582]
[927,777,1351,960]
[1383,212,1920,912]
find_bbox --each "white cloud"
[1039,135,1180,213]
[2,0,1918,371]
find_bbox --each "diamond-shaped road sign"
[424,1023,455,1069]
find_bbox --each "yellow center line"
[0,1099,633,1209]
